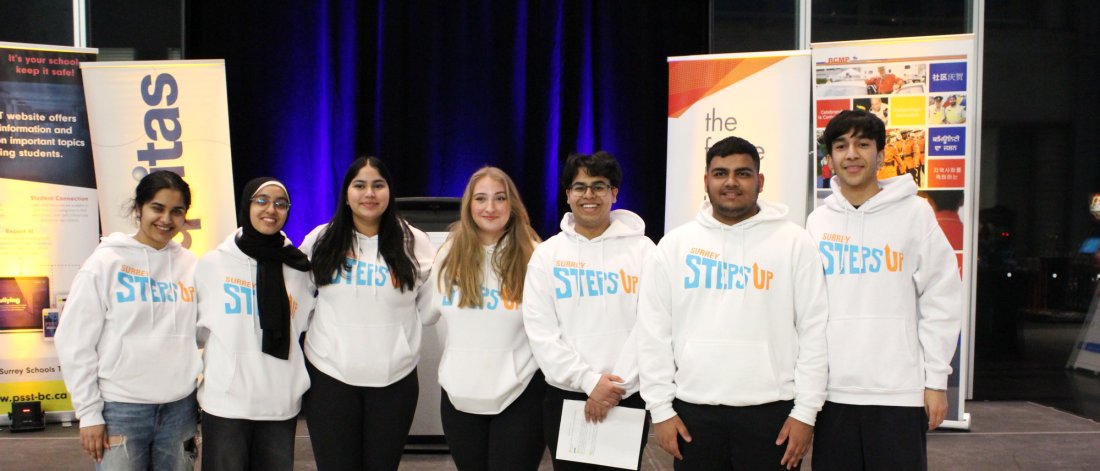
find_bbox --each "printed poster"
[0,41,98,416]
[812,34,978,428]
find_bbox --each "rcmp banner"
[811,34,978,429]
[665,51,812,231]
[81,60,236,257]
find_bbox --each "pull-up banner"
[0,41,98,417]
[665,51,812,231]
[80,60,236,257]
[811,34,978,430]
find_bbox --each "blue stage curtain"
[188,0,707,241]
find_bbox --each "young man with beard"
[637,136,829,470]
[524,151,656,470]
[807,109,962,470]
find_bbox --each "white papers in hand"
[555,399,646,470]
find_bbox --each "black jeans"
[304,361,419,471]
[542,385,650,471]
[200,411,297,471]
[439,370,547,471]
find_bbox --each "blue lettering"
[684,255,702,288]
[224,284,242,314]
[607,272,620,294]
[819,241,836,275]
[869,248,883,273]
[116,272,136,303]
[847,244,863,274]
[700,257,718,288]
[553,267,572,299]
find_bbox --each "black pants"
[303,361,419,471]
[542,385,650,471]
[811,401,928,471]
[439,371,547,471]
[200,411,297,471]
[673,399,794,471]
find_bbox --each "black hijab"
[235,177,310,360]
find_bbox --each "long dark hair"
[310,156,419,291]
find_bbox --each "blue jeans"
[98,392,198,471]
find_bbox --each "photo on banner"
[665,51,811,232]
[811,34,978,429]
[0,41,98,417]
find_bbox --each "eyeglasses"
[568,182,613,196]
[251,197,291,211]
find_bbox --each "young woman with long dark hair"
[300,156,435,470]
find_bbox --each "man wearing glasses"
[524,151,656,470]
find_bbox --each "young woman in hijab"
[301,156,436,470]
[195,177,313,470]
[423,166,545,470]
[56,170,201,469]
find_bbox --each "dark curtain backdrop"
[188,0,708,242]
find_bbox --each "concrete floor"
[2,401,1099,470]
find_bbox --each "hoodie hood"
[100,231,185,253]
[560,209,646,241]
[825,175,916,213]
[695,198,788,229]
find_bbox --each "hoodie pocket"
[321,322,412,383]
[827,317,922,392]
[223,351,309,417]
[438,348,523,413]
[104,335,199,402]
[676,339,779,404]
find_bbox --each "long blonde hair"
[438,167,540,308]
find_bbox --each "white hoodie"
[423,241,538,414]
[55,233,200,428]
[300,223,435,387]
[523,210,655,396]
[806,176,962,406]
[195,230,316,420]
[637,200,829,425]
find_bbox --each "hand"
[80,424,110,463]
[775,417,812,470]
[925,389,948,430]
[653,415,692,460]
[584,397,613,423]
[588,373,625,410]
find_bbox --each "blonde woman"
[424,167,545,470]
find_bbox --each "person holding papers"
[637,136,829,470]
[424,166,545,470]
[523,151,655,470]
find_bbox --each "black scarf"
[235,177,310,360]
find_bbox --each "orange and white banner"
[81,60,235,257]
[665,51,812,231]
